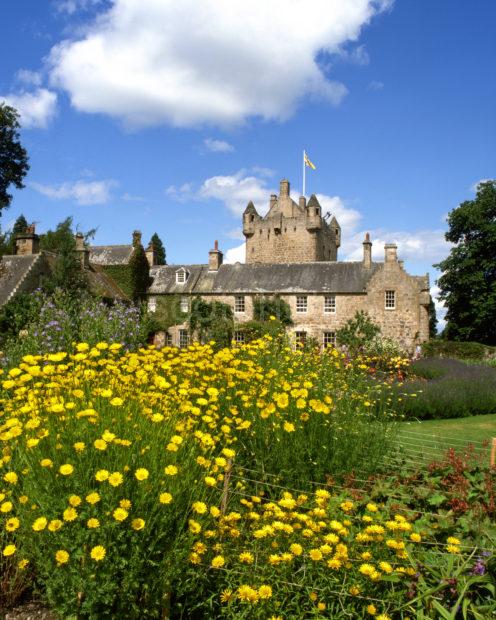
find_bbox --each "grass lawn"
[391,414,496,467]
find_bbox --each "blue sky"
[1,0,495,324]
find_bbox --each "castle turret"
[305,194,322,232]
[242,201,259,238]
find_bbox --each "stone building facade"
[148,179,431,352]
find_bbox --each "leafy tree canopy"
[336,310,380,354]
[129,243,150,301]
[428,298,438,339]
[189,297,233,349]
[253,296,293,325]
[150,232,166,265]
[13,214,28,235]
[0,104,30,216]
[435,180,496,345]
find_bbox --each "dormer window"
[175,268,189,284]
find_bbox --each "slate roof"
[149,262,381,295]
[0,254,41,306]
[89,245,134,266]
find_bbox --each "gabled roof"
[0,254,41,306]
[89,245,134,266]
[149,262,381,295]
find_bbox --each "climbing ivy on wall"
[101,266,133,298]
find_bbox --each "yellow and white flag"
[304,151,316,170]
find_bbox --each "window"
[295,331,307,347]
[234,295,245,313]
[180,296,189,313]
[323,331,336,348]
[234,331,245,345]
[296,295,307,313]
[179,329,189,348]
[176,268,188,284]
[324,295,336,314]
[148,297,157,313]
[385,290,396,309]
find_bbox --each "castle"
[148,179,431,351]
[0,179,431,352]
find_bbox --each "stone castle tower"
[242,179,341,264]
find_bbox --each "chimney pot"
[384,243,398,263]
[279,179,290,197]
[299,196,306,209]
[363,232,372,268]
[209,242,223,271]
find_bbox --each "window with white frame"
[233,331,245,345]
[147,296,157,313]
[295,331,307,347]
[385,290,396,309]
[323,331,336,347]
[175,268,188,284]
[296,295,307,313]
[179,329,189,348]
[234,295,245,313]
[180,296,189,313]
[324,295,336,314]
[164,332,172,347]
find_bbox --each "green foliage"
[40,217,89,295]
[363,335,407,359]
[0,104,30,215]
[0,225,11,257]
[101,265,133,298]
[0,293,41,345]
[129,244,150,301]
[12,214,27,236]
[336,310,381,353]
[396,358,496,419]
[428,297,438,337]
[149,232,166,265]
[422,339,494,360]
[189,296,234,348]
[235,319,287,342]
[253,296,293,325]
[435,180,496,345]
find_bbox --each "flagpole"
[302,149,306,197]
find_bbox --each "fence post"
[490,438,496,468]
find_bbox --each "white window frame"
[148,296,157,313]
[296,295,307,313]
[175,268,188,284]
[234,295,245,313]
[180,296,189,313]
[179,329,189,348]
[233,331,245,345]
[324,295,336,314]
[385,290,396,310]
[323,331,336,348]
[295,331,307,347]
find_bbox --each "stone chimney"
[145,241,157,267]
[15,224,39,256]
[75,232,90,269]
[299,196,306,209]
[269,194,277,210]
[363,232,372,268]
[132,230,142,247]
[384,243,398,264]
[279,179,290,197]
[208,240,223,271]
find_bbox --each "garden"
[0,298,495,620]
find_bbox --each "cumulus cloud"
[16,69,43,86]
[48,0,390,128]
[224,243,246,264]
[55,0,104,15]
[0,88,57,129]
[430,284,446,332]
[198,171,275,216]
[367,80,384,91]
[203,138,234,153]
[31,178,117,205]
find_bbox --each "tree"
[253,296,293,325]
[189,297,233,348]
[0,104,30,216]
[41,217,89,295]
[435,180,496,345]
[336,310,380,354]
[129,243,150,301]
[428,298,438,338]
[150,233,166,265]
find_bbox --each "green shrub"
[336,310,380,354]
[422,339,495,360]
[252,296,292,325]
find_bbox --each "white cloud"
[55,0,104,15]
[16,69,43,86]
[31,178,117,205]
[48,0,390,128]
[430,284,446,332]
[165,183,194,202]
[122,192,145,202]
[0,89,57,129]
[198,171,275,216]
[340,44,370,65]
[224,243,246,264]
[367,80,384,91]
[225,228,245,240]
[203,138,234,153]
